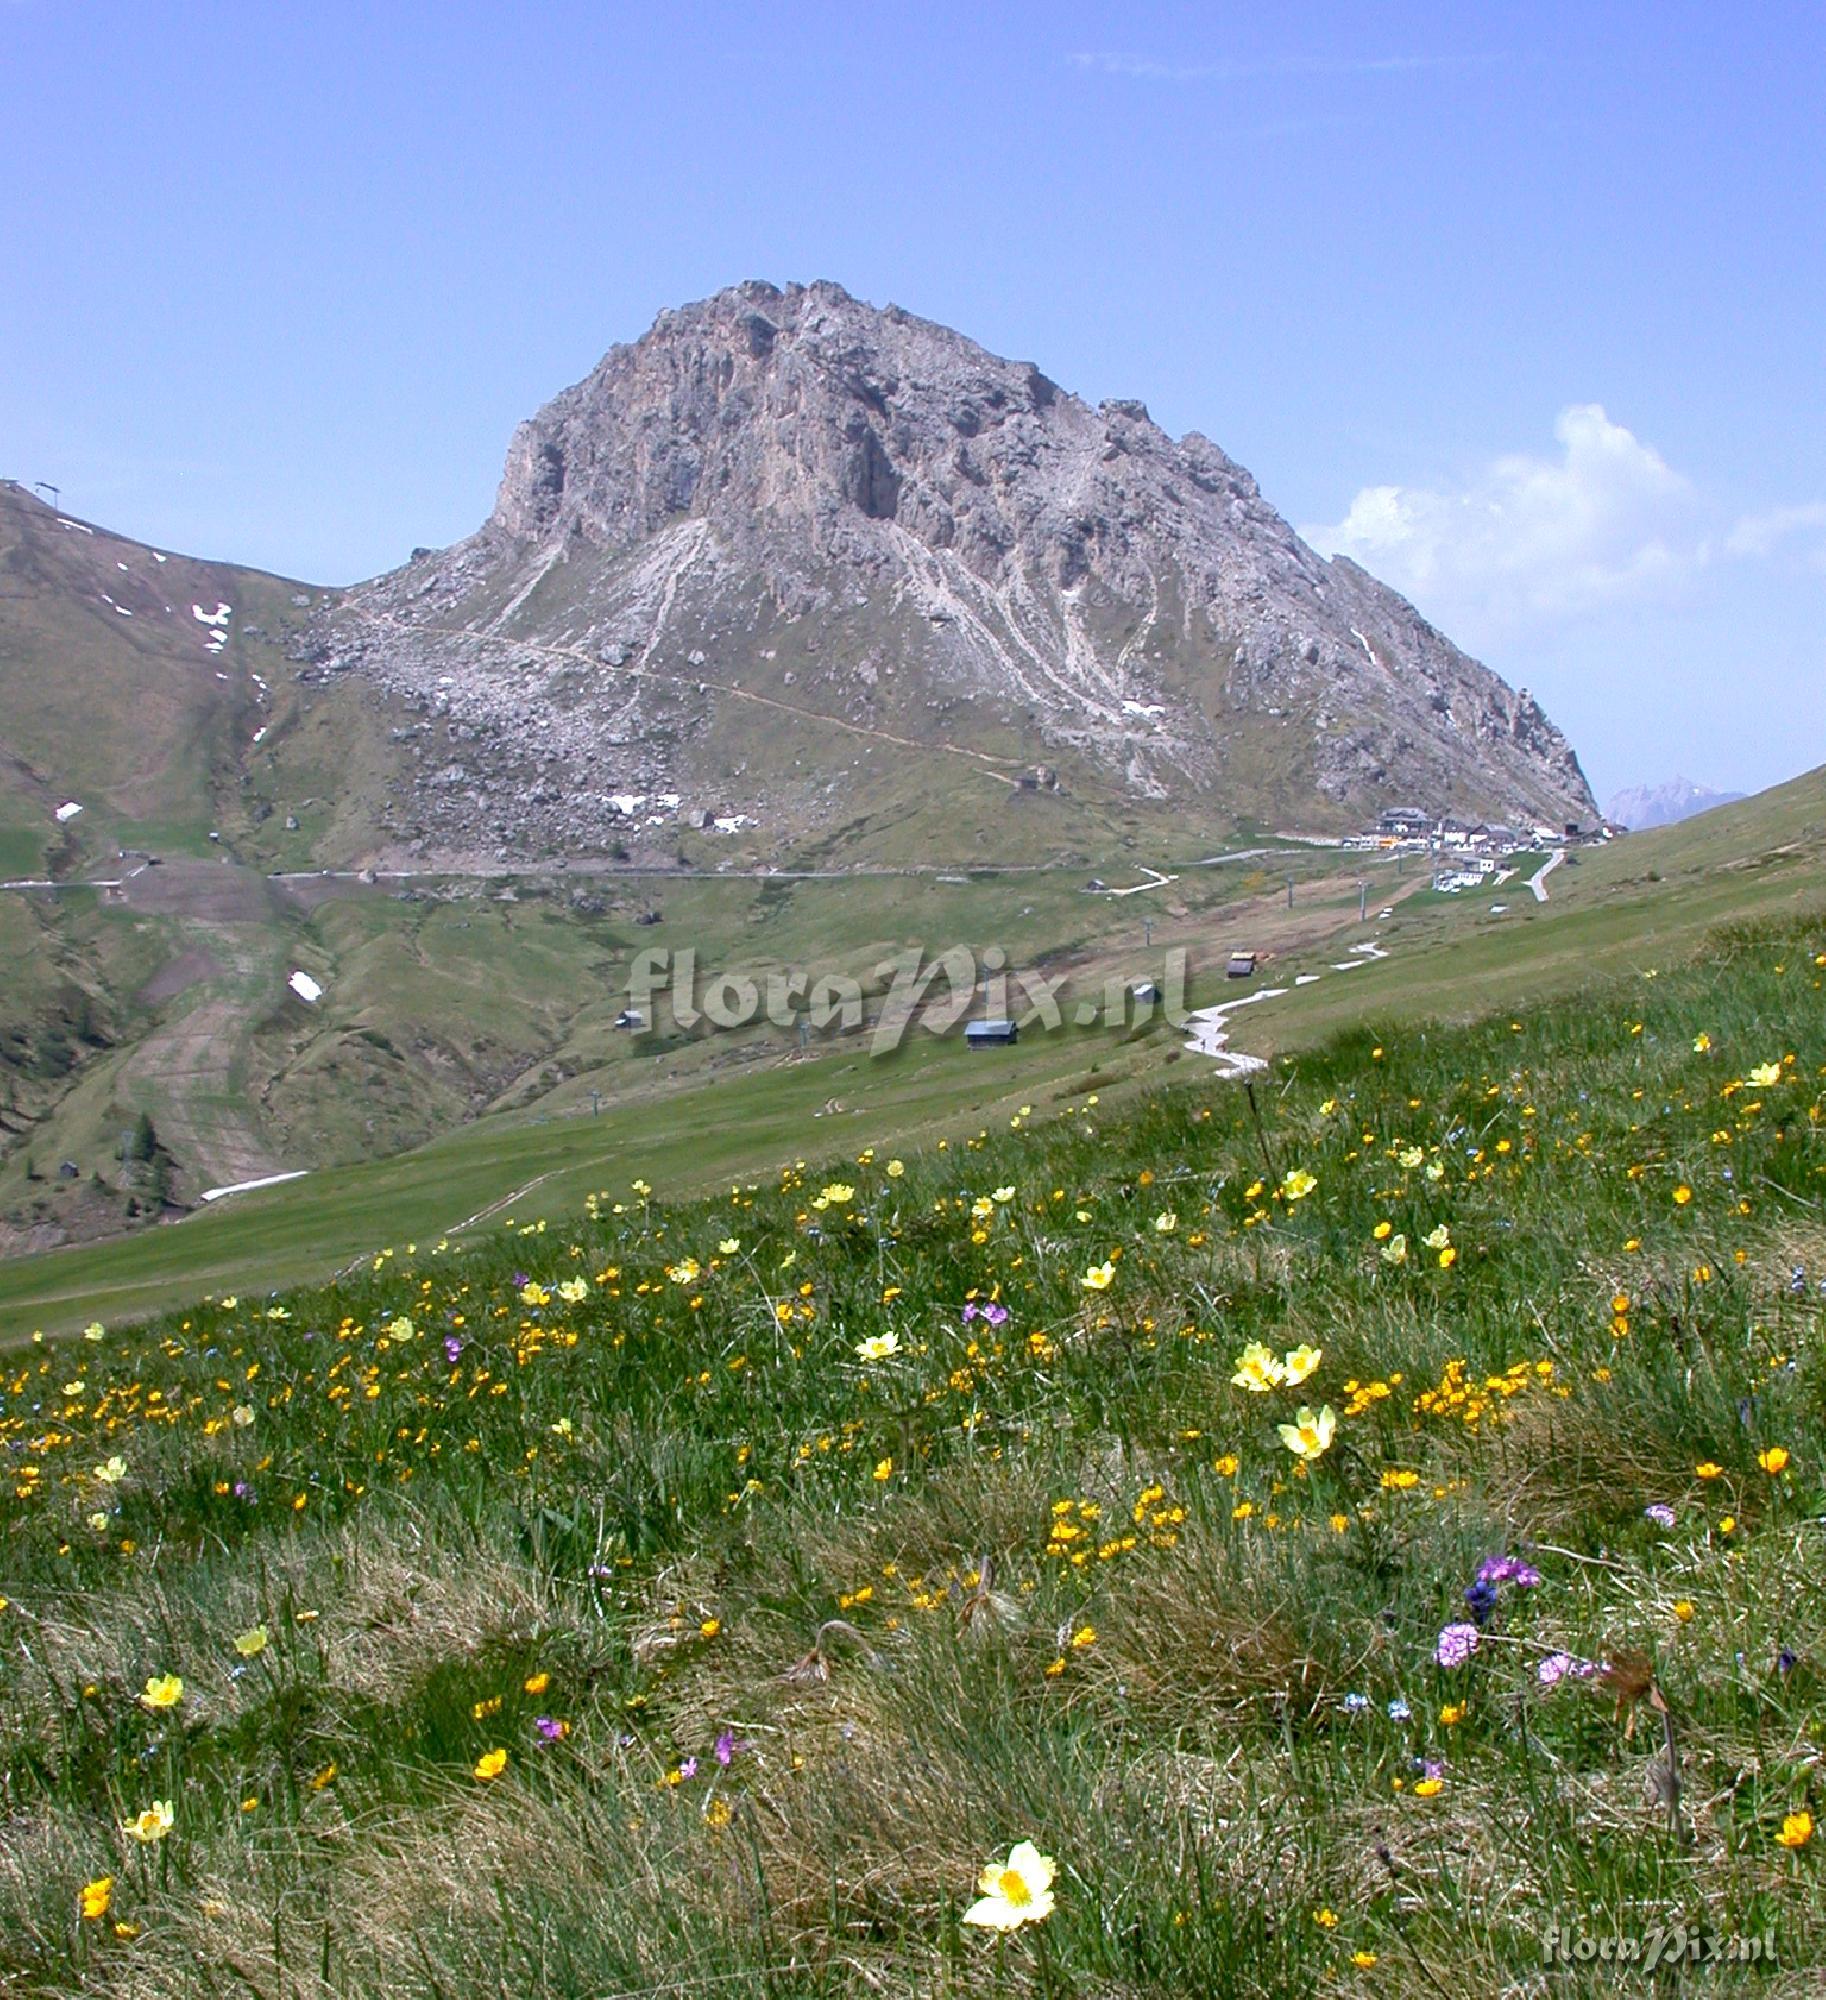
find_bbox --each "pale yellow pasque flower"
[1282,1344,1323,1387]
[1748,1061,1782,1087]
[556,1277,589,1303]
[233,1625,269,1659]
[666,1259,701,1286]
[1423,1224,1451,1251]
[1281,1168,1318,1201]
[963,1840,1057,1929]
[717,1238,741,1256]
[1081,1261,1116,1291]
[855,1331,902,1362]
[1153,1211,1178,1233]
[1380,1233,1409,1265]
[140,1674,183,1711]
[123,1800,175,1843]
[1277,1405,1338,1460]
[1230,1341,1286,1392]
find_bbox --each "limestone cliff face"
[317,281,1595,856]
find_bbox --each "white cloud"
[1302,404,1699,636]
[1725,501,1826,565]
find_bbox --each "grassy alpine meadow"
[2,916,1825,1996]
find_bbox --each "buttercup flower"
[1777,1810,1813,1849]
[80,1876,113,1920]
[123,1800,175,1843]
[473,1749,508,1781]
[1231,1342,1286,1392]
[1281,1168,1318,1201]
[1282,1344,1323,1387]
[1276,1405,1337,1460]
[963,1840,1057,1930]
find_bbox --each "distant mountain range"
[1607,779,1746,830]
[309,279,1597,860]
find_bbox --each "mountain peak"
[316,283,1595,862]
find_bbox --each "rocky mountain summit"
[310,281,1595,858]
[1607,778,1745,831]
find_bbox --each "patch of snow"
[200,1169,308,1204]
[1121,699,1166,719]
[288,970,324,1004]
[191,602,232,628]
[55,801,84,822]
[58,519,94,534]
[114,604,133,616]
[252,726,268,744]
[152,551,168,563]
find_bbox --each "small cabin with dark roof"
[965,1019,1019,1048]
[1225,953,1257,979]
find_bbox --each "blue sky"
[5,1,1822,801]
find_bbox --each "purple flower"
[714,1728,745,1766]
[513,1272,529,1288]
[535,1716,565,1742]
[1463,1579,1500,1627]
[1421,1757,1446,1781]
[677,1756,698,1781]
[982,1302,1009,1326]
[1342,1692,1369,1714]
[1476,1554,1542,1588]
[1537,1651,1599,1686]
[1435,1623,1481,1669]
[444,1336,464,1364]
[1644,1503,1676,1529]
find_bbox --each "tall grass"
[2,917,1823,1994]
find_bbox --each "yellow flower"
[665,1259,701,1286]
[1695,1461,1723,1480]
[1439,1703,1465,1725]
[1372,1220,1393,1240]
[523,1671,551,1695]
[1748,1062,1782,1087]
[855,1331,902,1362]
[1777,1810,1813,1849]
[1281,1168,1318,1202]
[1380,1233,1408,1265]
[873,1458,893,1482]
[1081,1261,1116,1291]
[1673,1601,1694,1623]
[473,1749,508,1781]
[962,1841,1056,1930]
[699,1617,721,1638]
[556,1277,589,1303]
[233,1625,269,1659]
[1230,1341,1286,1392]
[1437,1246,1457,1269]
[80,1876,114,1920]
[1153,1211,1178,1233]
[1282,1344,1323,1387]
[1423,1224,1451,1251]
[886,1159,905,1177]
[1758,1446,1791,1474]
[95,1456,128,1484]
[717,1238,741,1256]
[1413,1778,1444,1797]
[1673,1185,1693,1205]
[123,1800,175,1843]
[1693,1033,1712,1053]
[1352,1951,1379,1969]
[1070,1625,1096,1649]
[140,1674,183,1711]
[1313,1908,1339,1928]
[1276,1405,1337,1460]
[820,1182,856,1205]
